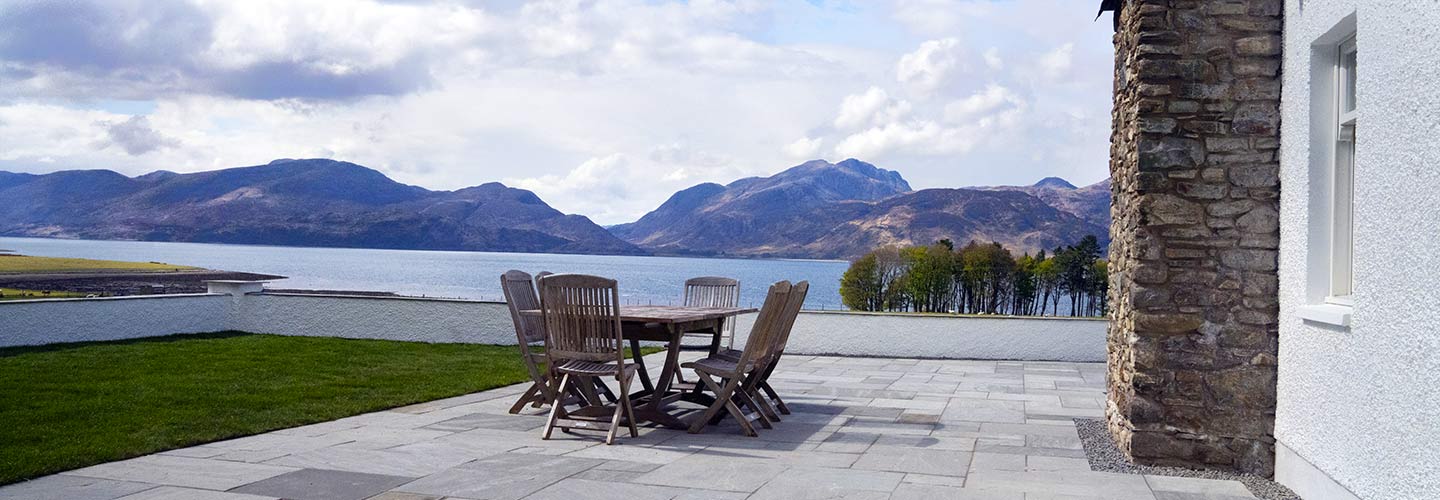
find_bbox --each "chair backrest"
[767,280,809,361]
[684,277,740,309]
[500,270,545,344]
[538,273,626,364]
[734,281,791,369]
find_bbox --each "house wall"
[1276,1,1440,498]
[1106,0,1283,476]
[0,289,1107,362]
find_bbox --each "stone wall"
[1105,0,1282,476]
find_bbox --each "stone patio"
[0,354,1258,500]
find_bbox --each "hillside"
[0,159,643,255]
[613,159,1111,259]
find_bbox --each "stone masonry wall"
[1106,0,1282,476]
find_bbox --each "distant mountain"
[612,159,1110,259]
[0,159,643,255]
[980,177,1112,227]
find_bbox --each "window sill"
[1296,303,1353,328]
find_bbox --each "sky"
[0,0,1115,225]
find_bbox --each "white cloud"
[896,38,966,95]
[834,87,912,131]
[0,0,1117,223]
[943,84,1023,123]
[1037,42,1075,80]
[782,137,823,159]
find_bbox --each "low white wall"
[231,293,515,344]
[0,294,229,348]
[736,311,1106,362]
[1,288,1106,362]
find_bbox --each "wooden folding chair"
[500,270,614,414]
[682,281,792,436]
[749,280,809,416]
[538,274,639,445]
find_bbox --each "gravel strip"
[1074,418,1300,500]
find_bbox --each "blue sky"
[0,0,1114,224]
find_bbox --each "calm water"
[0,237,852,310]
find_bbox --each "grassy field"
[0,288,90,301]
[0,333,539,485]
[0,255,198,274]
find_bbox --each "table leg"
[630,338,655,394]
[707,317,725,356]
[631,323,689,429]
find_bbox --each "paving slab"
[392,453,601,500]
[0,474,154,500]
[115,486,276,500]
[65,455,297,491]
[633,454,787,492]
[230,468,413,500]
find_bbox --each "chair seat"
[555,359,636,377]
[682,355,752,377]
[713,347,743,361]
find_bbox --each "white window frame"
[1296,22,1357,329]
[1328,37,1356,305]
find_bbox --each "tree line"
[839,235,1108,317]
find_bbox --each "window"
[1330,37,1356,302]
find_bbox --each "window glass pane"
[1341,44,1357,114]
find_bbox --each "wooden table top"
[520,305,755,324]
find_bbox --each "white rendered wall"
[229,293,516,345]
[0,294,229,348]
[2,290,1105,362]
[1277,1,1440,498]
[733,312,1106,362]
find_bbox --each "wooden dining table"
[522,305,755,429]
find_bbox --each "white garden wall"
[0,294,229,347]
[1,285,1105,362]
[1276,1,1440,498]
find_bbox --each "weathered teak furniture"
[537,273,639,445]
[751,280,809,416]
[682,281,792,436]
[674,276,741,387]
[682,277,741,349]
[520,303,757,429]
[500,270,558,414]
[500,270,614,414]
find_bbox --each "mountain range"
[612,159,1110,259]
[0,159,641,255]
[0,158,1110,260]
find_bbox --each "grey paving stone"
[633,455,786,492]
[942,399,1027,423]
[393,453,601,500]
[520,477,683,500]
[963,470,1156,499]
[0,474,154,500]
[66,455,297,491]
[815,432,880,453]
[1026,455,1093,472]
[231,468,414,500]
[872,434,976,451]
[890,483,1022,500]
[968,452,1026,472]
[115,486,277,500]
[1145,475,1256,497]
[748,466,901,500]
[263,443,473,477]
[852,446,972,477]
[362,493,441,500]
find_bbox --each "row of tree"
[839,235,1108,317]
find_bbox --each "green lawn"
[0,288,91,301]
[0,333,538,485]
[0,254,198,274]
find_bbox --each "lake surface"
[0,237,852,310]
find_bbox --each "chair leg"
[759,381,790,414]
[733,385,773,429]
[691,372,756,436]
[619,371,638,438]
[594,378,618,403]
[509,383,543,414]
[604,381,625,446]
[543,373,572,440]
